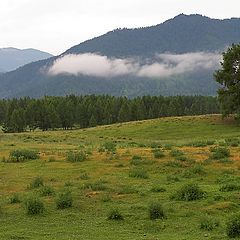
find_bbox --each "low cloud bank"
[48,52,221,78]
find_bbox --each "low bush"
[102,141,117,153]
[200,216,219,231]
[226,213,240,238]
[149,203,166,220]
[30,177,44,189]
[9,193,21,204]
[107,209,124,220]
[129,168,149,179]
[9,149,39,162]
[66,151,87,162]
[83,180,107,191]
[152,149,165,159]
[170,149,184,157]
[56,191,73,209]
[219,183,240,192]
[172,183,205,201]
[24,196,44,215]
[210,147,230,159]
[39,185,55,196]
[151,186,166,193]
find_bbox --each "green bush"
[30,177,44,189]
[24,196,44,215]
[9,149,39,162]
[226,213,240,238]
[210,147,230,159]
[219,183,240,192]
[129,168,149,179]
[152,149,165,158]
[107,209,124,220]
[83,180,107,191]
[102,141,117,153]
[39,185,55,196]
[149,203,166,220]
[170,149,184,157]
[200,216,219,231]
[66,151,87,162]
[9,193,21,204]
[172,183,205,201]
[56,191,73,209]
[151,186,166,193]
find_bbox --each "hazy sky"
[0,0,239,55]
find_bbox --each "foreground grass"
[0,114,239,239]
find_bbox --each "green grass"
[0,114,239,239]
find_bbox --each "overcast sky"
[0,0,239,55]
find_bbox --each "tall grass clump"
[24,196,44,215]
[172,183,205,201]
[226,213,240,238]
[9,193,21,204]
[149,203,166,220]
[9,149,39,162]
[30,177,44,189]
[107,209,124,221]
[56,191,73,209]
[210,147,230,160]
[152,149,165,159]
[66,151,87,162]
[129,168,149,179]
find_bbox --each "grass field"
[0,114,240,240]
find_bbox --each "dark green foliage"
[200,217,219,231]
[83,180,107,191]
[66,151,87,162]
[170,149,185,158]
[102,141,117,153]
[107,209,124,221]
[226,213,240,238]
[219,183,240,192]
[210,147,230,159]
[0,95,219,133]
[151,186,166,193]
[56,191,73,209]
[152,149,165,158]
[172,183,205,201]
[215,44,240,119]
[24,196,44,215]
[149,203,166,220]
[129,168,149,179]
[9,149,39,162]
[30,177,44,189]
[9,193,21,204]
[39,185,55,196]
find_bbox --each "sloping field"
[0,114,239,240]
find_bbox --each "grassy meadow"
[0,114,240,239]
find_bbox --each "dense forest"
[0,95,219,133]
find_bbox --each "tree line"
[0,95,219,133]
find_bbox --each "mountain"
[0,48,53,72]
[0,14,240,98]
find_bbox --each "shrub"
[151,186,166,193]
[129,168,149,179]
[9,149,39,162]
[152,149,165,159]
[226,213,240,238]
[172,183,205,201]
[39,185,55,196]
[102,141,117,153]
[149,203,166,220]
[9,193,21,204]
[79,173,90,180]
[200,216,219,231]
[56,191,73,209]
[24,196,44,215]
[66,151,87,162]
[170,149,184,157]
[30,177,44,189]
[107,209,124,220]
[219,183,240,192]
[211,147,230,159]
[83,180,107,191]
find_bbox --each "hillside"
[0,48,53,72]
[1,14,240,98]
[0,115,239,239]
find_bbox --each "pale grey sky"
[0,0,239,55]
